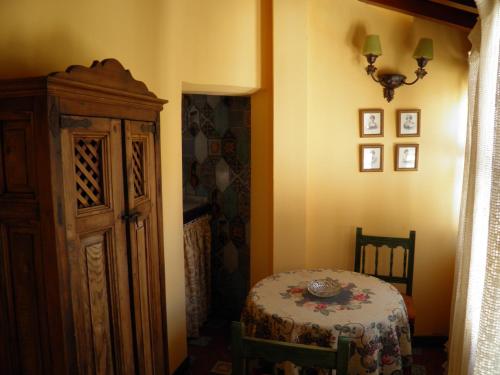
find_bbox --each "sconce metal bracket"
[364,54,429,102]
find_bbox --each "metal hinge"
[140,123,157,134]
[60,117,92,129]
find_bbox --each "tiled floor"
[187,319,447,375]
[188,320,232,375]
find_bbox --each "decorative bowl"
[307,278,342,298]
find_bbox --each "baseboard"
[413,335,448,347]
[171,357,190,375]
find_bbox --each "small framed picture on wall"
[359,144,384,172]
[397,109,420,137]
[395,144,419,171]
[359,109,384,137]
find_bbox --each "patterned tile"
[228,96,250,110]
[200,113,218,138]
[208,139,222,158]
[225,157,242,175]
[227,177,245,194]
[238,187,250,222]
[182,136,195,157]
[222,241,238,273]
[201,102,215,122]
[222,129,242,174]
[185,182,196,196]
[189,160,200,190]
[245,221,250,246]
[183,94,251,317]
[222,129,237,157]
[210,189,224,220]
[200,159,216,191]
[234,165,250,188]
[231,127,250,165]
[215,218,229,249]
[191,94,207,109]
[243,110,251,128]
[215,158,231,192]
[213,248,224,274]
[182,156,194,187]
[238,245,250,286]
[222,183,239,220]
[214,102,229,137]
[229,216,246,248]
[187,105,200,137]
[195,184,209,198]
[207,95,221,109]
[228,109,245,127]
[194,131,208,163]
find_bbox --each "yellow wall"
[272,0,469,336]
[273,0,309,272]
[250,0,274,285]
[0,0,264,372]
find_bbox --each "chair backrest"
[231,322,351,375]
[354,227,416,296]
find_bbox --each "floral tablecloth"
[242,269,412,374]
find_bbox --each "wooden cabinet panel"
[72,232,115,375]
[124,120,166,375]
[0,224,48,375]
[0,115,35,198]
[61,116,135,375]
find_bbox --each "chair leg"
[231,322,244,375]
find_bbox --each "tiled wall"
[182,94,251,319]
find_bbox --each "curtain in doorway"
[184,215,212,338]
[448,1,500,374]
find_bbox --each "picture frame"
[395,144,419,171]
[359,144,384,172]
[359,109,384,137]
[397,109,420,137]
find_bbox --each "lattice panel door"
[132,140,145,199]
[74,137,106,209]
[61,116,136,375]
[124,121,165,375]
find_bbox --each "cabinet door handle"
[121,211,139,222]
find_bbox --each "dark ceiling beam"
[430,0,478,14]
[358,0,478,31]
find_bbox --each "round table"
[242,269,412,375]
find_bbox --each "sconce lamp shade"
[363,35,382,56]
[413,38,434,60]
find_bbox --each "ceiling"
[359,0,478,30]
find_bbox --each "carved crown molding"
[49,59,158,98]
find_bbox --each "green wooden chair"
[231,321,351,375]
[354,227,416,334]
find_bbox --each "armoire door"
[123,120,166,375]
[60,116,136,375]
[0,112,50,374]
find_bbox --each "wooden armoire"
[0,59,168,375]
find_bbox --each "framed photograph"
[359,144,384,172]
[395,144,419,171]
[359,109,384,137]
[397,109,420,137]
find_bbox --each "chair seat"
[402,295,416,322]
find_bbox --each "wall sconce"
[362,35,433,102]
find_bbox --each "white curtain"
[448,1,500,374]
[184,215,212,338]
